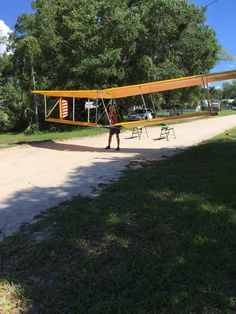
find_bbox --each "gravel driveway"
[0,114,236,239]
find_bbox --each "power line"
[204,0,218,9]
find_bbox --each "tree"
[12,35,42,123]
[1,0,222,131]
[14,0,220,86]
[222,80,236,99]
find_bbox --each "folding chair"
[131,126,149,139]
[160,124,176,141]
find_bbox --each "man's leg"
[116,134,120,150]
[105,133,113,149]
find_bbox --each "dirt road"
[0,114,236,239]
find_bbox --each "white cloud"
[0,19,12,54]
[229,63,236,69]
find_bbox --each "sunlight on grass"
[107,213,121,225]
[103,234,130,249]
[150,189,174,200]
[218,110,236,116]
[193,235,216,246]
[0,280,29,313]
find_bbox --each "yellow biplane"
[32,69,236,128]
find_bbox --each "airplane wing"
[102,69,236,99]
[32,69,236,99]
[113,112,216,128]
[32,69,236,128]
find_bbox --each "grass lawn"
[0,126,107,144]
[218,109,236,116]
[0,128,236,313]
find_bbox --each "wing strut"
[201,76,211,108]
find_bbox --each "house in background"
[196,99,221,111]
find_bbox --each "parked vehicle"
[128,108,155,121]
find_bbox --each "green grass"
[218,109,236,116]
[1,128,236,313]
[0,127,107,144]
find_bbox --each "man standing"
[105,105,120,151]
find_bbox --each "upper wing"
[32,69,236,99]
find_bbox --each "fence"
[155,108,196,117]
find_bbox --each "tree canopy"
[222,80,236,99]
[1,0,222,131]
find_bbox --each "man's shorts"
[109,127,121,135]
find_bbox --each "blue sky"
[0,0,236,74]
[189,0,236,73]
[0,0,33,28]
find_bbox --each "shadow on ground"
[29,140,174,153]
[0,142,180,239]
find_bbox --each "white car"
[128,108,155,121]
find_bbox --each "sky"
[0,0,33,53]
[0,0,236,78]
[189,0,236,73]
